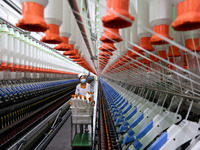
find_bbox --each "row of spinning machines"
[100,79,200,150]
[0,77,98,148]
[0,79,78,106]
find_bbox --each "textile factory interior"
[0,0,200,150]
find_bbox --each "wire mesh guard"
[77,0,200,98]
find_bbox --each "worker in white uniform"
[75,73,92,133]
[75,73,91,96]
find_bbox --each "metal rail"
[34,108,71,150]
[8,95,72,150]
[145,86,200,102]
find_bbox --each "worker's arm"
[86,72,90,80]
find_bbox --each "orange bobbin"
[73,58,83,62]
[172,0,200,31]
[126,50,136,59]
[75,94,78,98]
[131,46,144,57]
[102,0,134,28]
[69,53,81,59]
[151,25,173,45]
[100,28,122,43]
[117,61,125,66]
[158,50,167,60]
[29,66,33,72]
[19,65,24,71]
[123,54,131,61]
[54,37,70,50]
[14,64,19,71]
[84,96,87,100]
[88,97,92,101]
[99,43,117,52]
[99,61,108,65]
[69,44,75,51]
[99,55,110,60]
[168,46,181,57]
[24,65,29,71]
[99,51,113,56]
[63,49,78,56]
[149,54,159,62]
[135,61,142,67]
[99,58,109,62]
[140,37,155,51]
[7,63,13,71]
[185,38,200,52]
[143,58,150,66]
[40,24,62,44]
[119,57,128,63]
[126,50,132,57]
[16,2,49,32]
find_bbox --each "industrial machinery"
[0,0,200,150]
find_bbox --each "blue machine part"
[118,124,130,134]
[131,140,143,150]
[125,108,137,121]
[115,96,123,105]
[122,104,132,115]
[116,98,125,107]
[130,113,144,128]
[115,116,125,125]
[112,108,119,114]
[113,111,122,119]
[119,101,128,111]
[135,120,153,139]
[127,128,135,136]
[123,135,135,145]
[147,132,168,150]
[121,120,130,127]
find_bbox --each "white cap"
[78,73,85,79]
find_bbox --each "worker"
[75,72,92,133]
[75,72,91,96]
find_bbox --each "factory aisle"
[46,79,98,150]
[1,0,200,149]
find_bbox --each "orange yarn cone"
[40,24,62,44]
[185,38,200,52]
[54,37,70,50]
[99,51,113,56]
[100,28,122,43]
[140,37,155,51]
[63,49,78,56]
[16,2,49,32]
[151,25,173,45]
[99,43,117,52]
[102,0,134,28]
[168,46,181,57]
[172,0,200,31]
